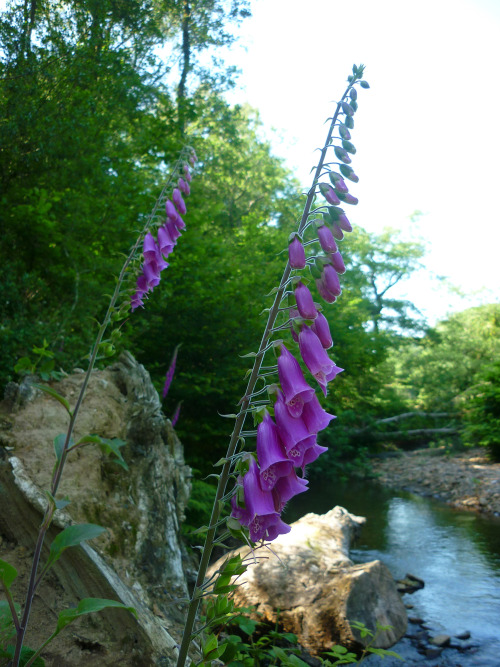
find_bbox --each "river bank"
[370,447,500,516]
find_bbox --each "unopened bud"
[337,192,358,206]
[329,251,346,274]
[337,213,353,232]
[334,146,352,164]
[349,88,358,101]
[345,115,354,129]
[360,80,370,89]
[288,235,306,269]
[342,140,356,155]
[339,164,359,183]
[339,124,351,140]
[331,223,344,241]
[350,100,358,112]
[341,101,355,116]
[317,224,338,254]
[319,183,340,205]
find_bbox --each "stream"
[285,479,500,666]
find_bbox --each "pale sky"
[2,0,498,325]
[224,0,500,325]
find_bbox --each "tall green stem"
[11,151,189,667]
[175,87,352,666]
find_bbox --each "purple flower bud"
[171,401,182,427]
[339,164,359,183]
[323,265,341,296]
[342,140,356,155]
[330,223,344,241]
[165,220,181,243]
[143,261,161,288]
[183,163,192,182]
[274,390,314,454]
[311,312,333,349]
[273,469,308,512]
[301,443,328,470]
[341,101,355,116]
[277,344,315,418]
[166,199,178,221]
[137,274,149,294]
[338,192,358,206]
[173,213,186,231]
[295,281,317,320]
[298,326,343,395]
[131,294,145,311]
[339,124,351,140]
[158,226,175,256]
[337,213,353,232]
[302,393,336,433]
[319,183,340,205]
[334,146,352,164]
[234,458,292,542]
[333,178,349,194]
[178,177,191,195]
[315,278,337,304]
[163,344,180,399]
[143,232,158,264]
[329,251,346,274]
[172,188,187,216]
[257,412,293,491]
[317,224,338,254]
[288,236,306,269]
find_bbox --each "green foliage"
[44,524,106,573]
[463,359,500,461]
[54,598,136,634]
[0,558,18,591]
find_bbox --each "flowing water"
[285,479,500,666]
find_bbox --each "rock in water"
[210,507,407,656]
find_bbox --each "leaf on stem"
[0,559,18,590]
[55,598,136,634]
[32,384,73,417]
[45,524,106,571]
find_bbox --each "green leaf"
[14,357,34,374]
[72,435,128,470]
[202,633,218,656]
[0,645,45,667]
[32,384,72,417]
[53,434,73,463]
[235,615,257,635]
[0,559,18,590]
[55,598,136,634]
[46,524,106,571]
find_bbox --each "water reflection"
[285,479,500,655]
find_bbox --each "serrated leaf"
[0,559,18,590]
[32,384,72,417]
[46,524,106,571]
[55,598,136,634]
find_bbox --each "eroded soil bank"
[371,448,500,516]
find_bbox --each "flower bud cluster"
[131,152,197,311]
[231,68,368,543]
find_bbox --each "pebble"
[430,634,451,647]
[455,630,471,640]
